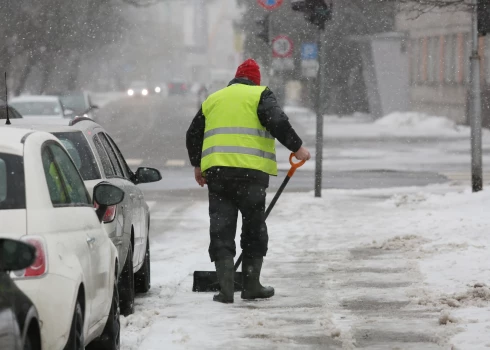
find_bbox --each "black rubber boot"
[241,257,274,300]
[213,258,234,304]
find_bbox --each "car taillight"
[181,84,186,90]
[103,205,117,223]
[94,201,117,223]
[168,83,174,89]
[16,236,48,278]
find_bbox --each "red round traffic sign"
[272,35,293,58]
[257,0,283,11]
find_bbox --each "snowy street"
[124,184,490,349]
[106,98,490,349]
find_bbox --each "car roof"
[0,126,49,155]
[10,95,60,103]
[6,118,104,134]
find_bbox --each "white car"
[15,118,162,316]
[0,127,123,350]
[10,95,73,123]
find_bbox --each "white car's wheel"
[63,301,84,350]
[135,237,150,293]
[86,280,120,350]
[118,243,134,316]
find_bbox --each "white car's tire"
[63,301,84,350]
[86,281,120,350]
[135,238,151,293]
[118,243,135,316]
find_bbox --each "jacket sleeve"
[186,108,205,167]
[257,89,303,153]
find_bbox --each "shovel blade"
[192,271,243,292]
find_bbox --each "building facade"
[397,8,490,125]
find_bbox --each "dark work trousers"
[208,180,268,262]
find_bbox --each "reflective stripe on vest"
[201,84,277,176]
[202,146,276,161]
[204,127,274,140]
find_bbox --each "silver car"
[19,118,161,316]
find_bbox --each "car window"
[42,143,91,206]
[60,95,87,113]
[106,134,131,179]
[42,148,69,205]
[97,132,124,177]
[10,101,61,116]
[93,134,115,177]
[53,131,101,180]
[0,153,26,210]
[0,106,22,119]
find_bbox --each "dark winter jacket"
[186,78,303,186]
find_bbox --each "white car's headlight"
[128,89,134,96]
[155,87,161,93]
[142,89,148,96]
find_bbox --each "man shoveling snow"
[186,58,311,304]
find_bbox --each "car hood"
[0,210,27,238]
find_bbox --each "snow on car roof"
[10,95,61,103]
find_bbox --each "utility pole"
[314,27,324,197]
[292,0,332,197]
[470,0,483,192]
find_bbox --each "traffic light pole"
[470,0,483,192]
[314,27,324,198]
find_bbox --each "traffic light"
[478,0,490,36]
[255,14,270,43]
[291,0,332,30]
[291,0,306,12]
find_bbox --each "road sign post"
[292,0,333,198]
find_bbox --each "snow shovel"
[192,153,306,292]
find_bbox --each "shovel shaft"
[233,154,305,272]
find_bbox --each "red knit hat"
[235,59,261,85]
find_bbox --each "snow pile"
[374,112,462,137]
[376,234,430,251]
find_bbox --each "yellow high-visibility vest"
[201,84,277,176]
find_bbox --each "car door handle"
[86,237,96,244]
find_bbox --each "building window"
[411,39,420,84]
[445,34,457,83]
[485,35,490,84]
[427,36,440,83]
[464,33,471,84]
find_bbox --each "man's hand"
[194,167,207,187]
[294,146,311,161]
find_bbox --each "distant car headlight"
[128,89,134,96]
[155,87,161,93]
[142,89,148,96]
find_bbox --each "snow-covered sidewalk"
[122,184,490,350]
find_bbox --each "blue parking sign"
[301,43,318,60]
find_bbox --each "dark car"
[0,238,41,350]
[167,80,188,96]
[50,91,98,119]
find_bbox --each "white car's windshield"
[10,101,61,117]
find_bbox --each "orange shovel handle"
[287,153,306,177]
